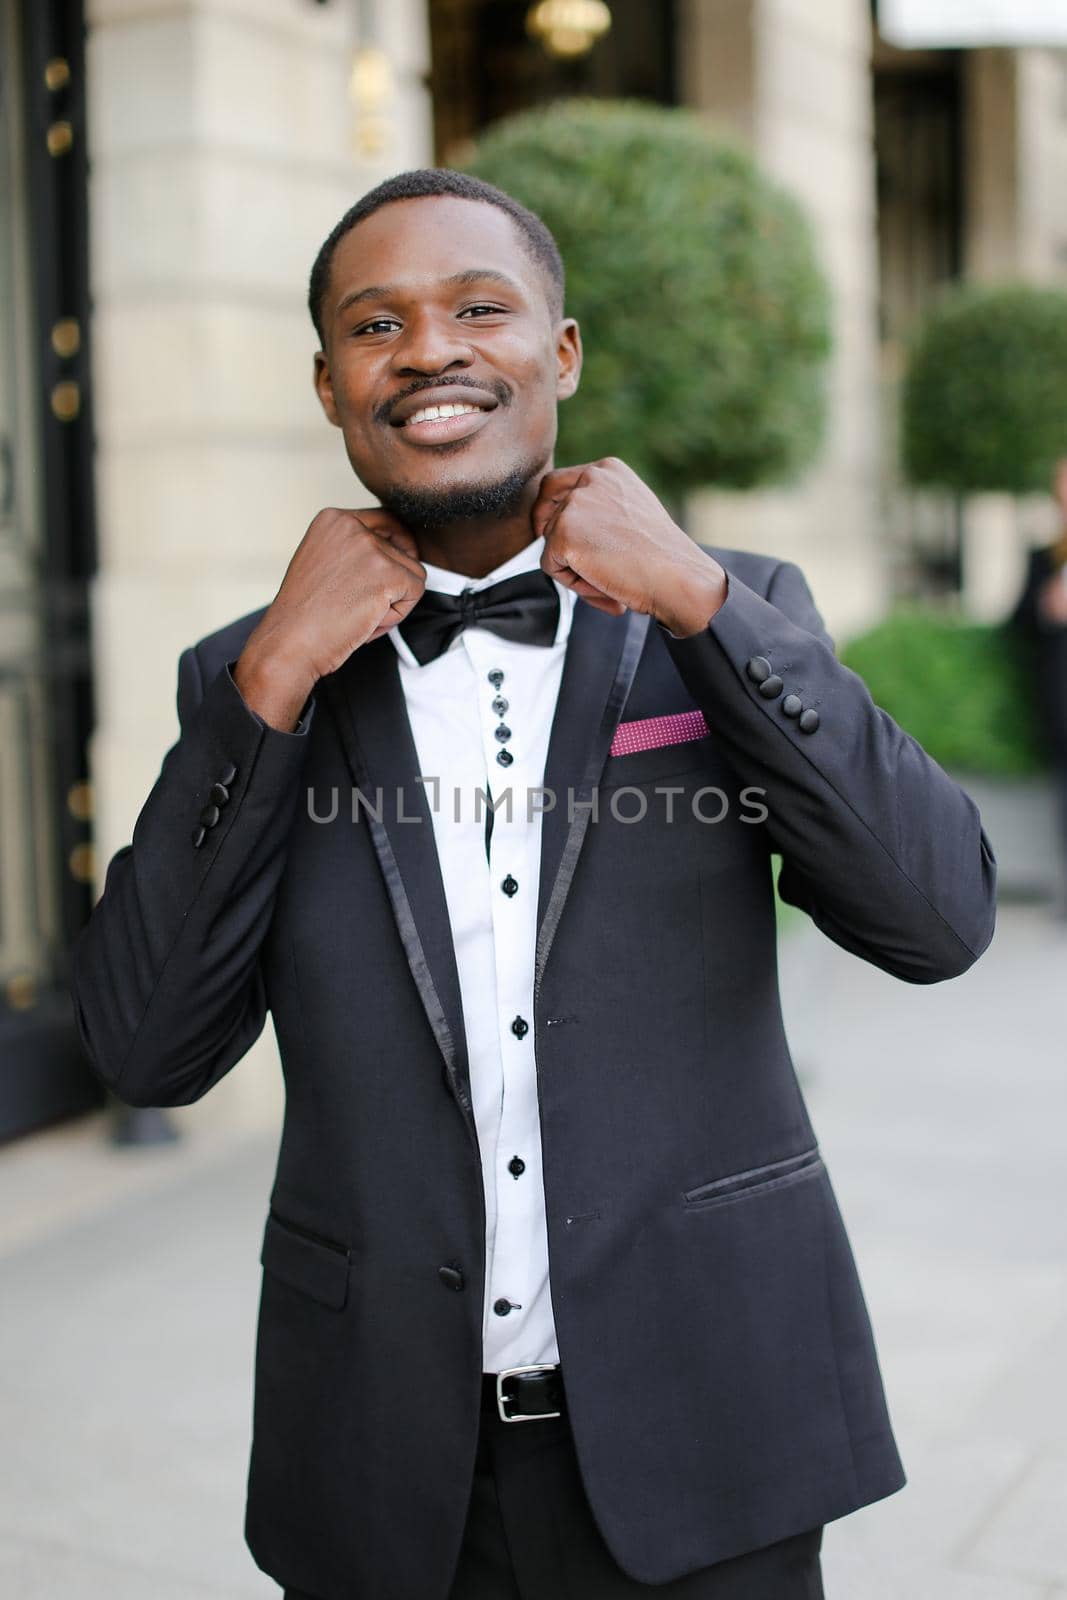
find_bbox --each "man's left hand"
[531,458,728,637]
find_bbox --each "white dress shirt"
[389,536,574,1373]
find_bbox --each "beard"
[376,456,543,535]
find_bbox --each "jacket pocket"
[260,1208,351,1310]
[683,1146,824,1211]
[599,740,711,790]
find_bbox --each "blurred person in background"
[1010,456,1067,915]
[70,170,996,1600]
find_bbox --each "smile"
[393,406,495,446]
[405,402,484,426]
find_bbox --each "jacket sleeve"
[69,648,316,1107]
[658,559,997,983]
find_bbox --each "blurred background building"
[2,0,1066,1139]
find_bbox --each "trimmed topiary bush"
[462,98,832,495]
[840,610,1046,778]
[902,283,1067,494]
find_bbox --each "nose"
[392,308,474,376]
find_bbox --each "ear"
[555,318,582,403]
[313,349,342,428]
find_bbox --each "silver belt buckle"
[495,1363,562,1424]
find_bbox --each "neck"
[412,479,544,579]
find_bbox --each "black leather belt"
[482,1363,566,1423]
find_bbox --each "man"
[71,169,996,1599]
[1009,456,1067,915]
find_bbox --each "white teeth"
[404,402,482,426]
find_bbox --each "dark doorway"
[429,0,677,164]
[873,36,966,601]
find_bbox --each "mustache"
[375,375,511,427]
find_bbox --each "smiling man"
[71,170,996,1600]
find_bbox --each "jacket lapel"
[535,603,649,995]
[318,601,650,1128]
[319,640,475,1133]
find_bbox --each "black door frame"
[0,0,101,1141]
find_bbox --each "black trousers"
[285,1380,824,1600]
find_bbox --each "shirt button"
[494,724,512,743]
[497,749,514,767]
[510,1016,529,1039]
[493,1297,513,1317]
[508,1156,526,1178]
[488,669,504,688]
[492,696,509,715]
[501,875,518,897]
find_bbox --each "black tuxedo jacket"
[70,546,996,1599]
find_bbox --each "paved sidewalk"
[0,902,1063,1598]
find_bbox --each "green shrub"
[902,283,1067,493]
[840,610,1046,777]
[462,99,832,496]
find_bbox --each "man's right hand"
[233,508,425,731]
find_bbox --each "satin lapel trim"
[318,641,474,1135]
[535,603,651,999]
[318,604,650,1117]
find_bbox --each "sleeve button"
[745,655,772,684]
[199,803,220,828]
[781,694,803,718]
[218,762,238,786]
[757,674,783,700]
[799,708,820,733]
[191,825,206,848]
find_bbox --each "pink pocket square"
[610,710,710,757]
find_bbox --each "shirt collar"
[388,534,575,668]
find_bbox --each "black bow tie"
[397,570,561,666]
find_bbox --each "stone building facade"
[2,0,1066,1131]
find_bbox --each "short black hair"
[307,168,565,345]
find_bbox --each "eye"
[352,317,400,337]
[459,304,507,318]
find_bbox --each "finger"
[579,593,629,616]
[542,557,627,614]
[380,528,423,565]
[531,465,587,540]
[354,509,422,563]
[366,583,425,640]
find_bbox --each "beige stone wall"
[1016,48,1067,282]
[86,0,432,1128]
[964,50,1019,282]
[677,0,884,638]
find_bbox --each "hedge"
[840,610,1046,778]
[462,99,832,496]
[902,283,1067,494]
